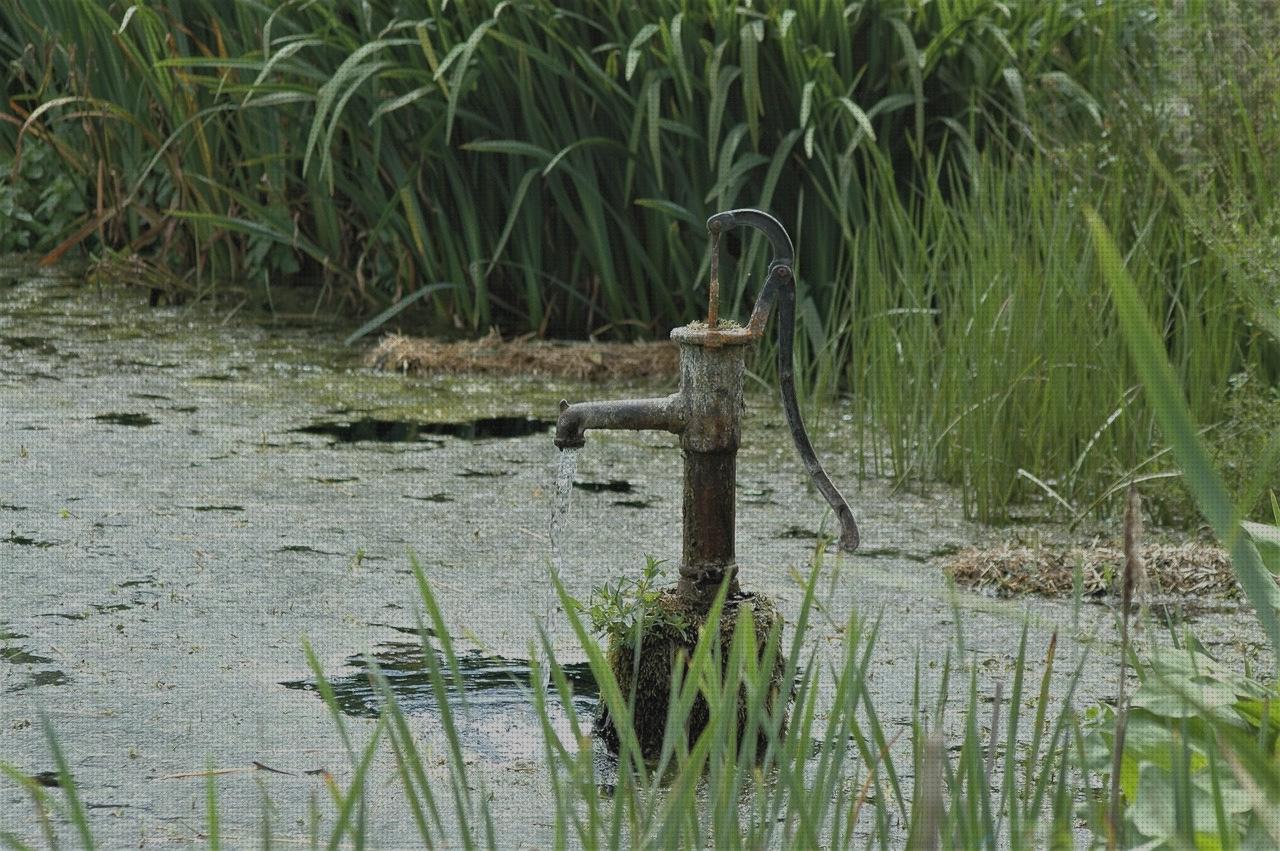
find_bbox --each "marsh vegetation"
[3,0,1280,847]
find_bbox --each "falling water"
[550,446,619,787]
[550,447,579,576]
[545,447,580,668]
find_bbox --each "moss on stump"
[594,590,787,761]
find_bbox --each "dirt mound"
[365,332,678,381]
[943,542,1240,598]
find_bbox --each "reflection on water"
[282,637,599,763]
[294,416,552,444]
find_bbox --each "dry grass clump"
[943,542,1242,599]
[365,331,678,381]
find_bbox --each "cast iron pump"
[555,208,859,608]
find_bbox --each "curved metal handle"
[706,208,860,553]
[707,208,793,265]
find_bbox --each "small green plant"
[0,142,87,254]
[1084,642,1280,848]
[575,555,688,642]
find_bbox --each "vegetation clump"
[944,541,1239,599]
[366,331,678,381]
[581,557,786,760]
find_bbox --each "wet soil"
[0,258,1268,845]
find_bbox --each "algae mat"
[0,267,1267,845]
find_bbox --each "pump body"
[554,208,859,611]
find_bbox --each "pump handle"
[706,208,860,553]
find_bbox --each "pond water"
[281,636,599,763]
[0,259,1267,845]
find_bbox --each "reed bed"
[3,0,1279,521]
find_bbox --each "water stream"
[550,445,625,789]
[547,447,580,657]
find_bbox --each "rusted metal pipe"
[553,395,685,449]
[668,325,749,602]
[678,448,740,604]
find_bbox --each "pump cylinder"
[678,448,739,602]
[669,327,751,606]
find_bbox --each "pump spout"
[554,395,686,450]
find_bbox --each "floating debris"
[775,525,820,540]
[115,358,180,370]
[455,467,514,478]
[366,331,678,381]
[613,498,658,509]
[4,532,54,548]
[1,336,57,355]
[118,575,158,588]
[739,482,777,505]
[0,646,53,665]
[5,670,70,692]
[857,547,929,563]
[943,542,1240,598]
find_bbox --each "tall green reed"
[1078,206,1280,847]
[2,0,1137,329]
[3,0,1277,522]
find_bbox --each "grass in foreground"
[1,548,1093,849]
[4,544,1278,849]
